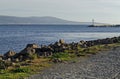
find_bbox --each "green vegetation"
[1,43,120,79]
[50,43,120,62]
[28,53,38,60]
[50,52,76,61]
[0,73,28,79]
[12,67,31,73]
[0,58,51,79]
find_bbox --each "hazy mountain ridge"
[0,15,104,25]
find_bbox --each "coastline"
[0,36,120,79]
[88,24,120,27]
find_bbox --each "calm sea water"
[0,25,120,54]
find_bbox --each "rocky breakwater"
[0,36,120,69]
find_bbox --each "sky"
[0,0,120,24]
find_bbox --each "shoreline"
[88,24,120,27]
[0,36,120,78]
[1,36,120,61]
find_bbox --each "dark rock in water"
[4,50,16,58]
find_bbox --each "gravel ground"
[27,47,120,79]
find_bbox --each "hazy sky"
[0,0,120,24]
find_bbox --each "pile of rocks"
[74,36,120,48]
[1,36,120,63]
[0,39,68,62]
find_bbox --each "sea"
[0,25,120,54]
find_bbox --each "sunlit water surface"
[0,25,120,54]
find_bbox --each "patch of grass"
[0,58,51,79]
[86,43,120,53]
[51,52,74,61]
[75,43,120,56]
[52,52,70,61]
[28,53,38,60]
[0,72,29,79]
[64,49,76,53]
[12,67,31,73]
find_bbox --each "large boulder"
[79,40,85,45]
[36,45,53,56]
[26,43,39,48]
[14,44,40,61]
[0,55,3,60]
[4,50,16,58]
[59,39,65,44]
[19,43,39,54]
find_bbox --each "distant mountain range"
[0,15,105,25]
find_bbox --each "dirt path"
[27,47,120,79]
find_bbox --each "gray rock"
[0,55,3,60]
[4,50,16,58]
[26,43,39,48]
[59,39,65,44]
